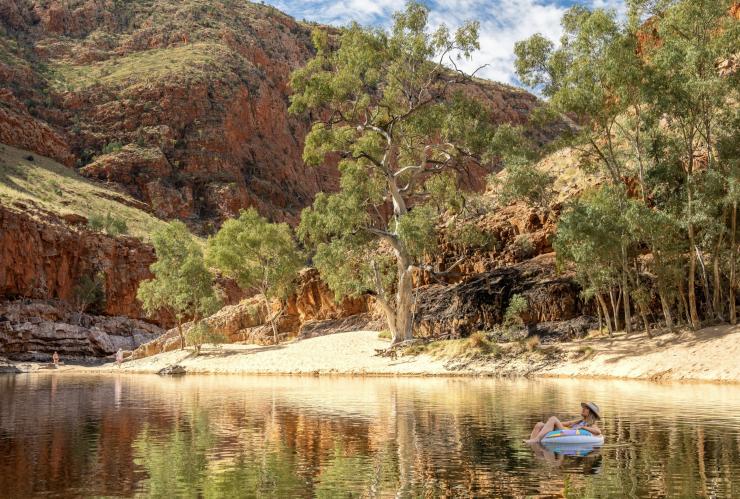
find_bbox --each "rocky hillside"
[0,0,557,231]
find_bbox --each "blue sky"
[263,0,626,87]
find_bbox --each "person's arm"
[563,418,581,427]
[582,425,601,435]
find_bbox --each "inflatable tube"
[541,429,604,445]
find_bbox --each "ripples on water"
[1,375,739,498]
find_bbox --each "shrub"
[447,222,497,251]
[524,335,541,352]
[186,321,227,355]
[73,272,106,315]
[504,294,529,327]
[88,213,105,231]
[100,141,123,155]
[468,331,492,352]
[494,159,554,208]
[87,211,129,236]
[511,234,535,259]
[105,214,128,236]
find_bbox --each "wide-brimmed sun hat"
[581,401,601,419]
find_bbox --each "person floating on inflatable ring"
[525,401,602,443]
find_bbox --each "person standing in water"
[525,402,602,443]
[52,351,60,367]
[115,348,124,368]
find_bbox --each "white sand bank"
[87,324,740,383]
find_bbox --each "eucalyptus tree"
[516,0,738,331]
[138,221,220,350]
[206,208,304,345]
[289,2,502,344]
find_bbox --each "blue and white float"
[541,428,604,445]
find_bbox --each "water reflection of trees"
[2,376,740,497]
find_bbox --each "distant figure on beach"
[52,351,59,367]
[115,348,124,367]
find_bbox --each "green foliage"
[73,272,106,314]
[312,239,396,300]
[88,211,129,236]
[516,0,739,328]
[446,222,496,251]
[555,186,635,293]
[186,321,226,355]
[397,204,438,259]
[493,158,554,208]
[292,2,517,342]
[504,294,529,327]
[511,233,535,260]
[137,221,220,328]
[206,208,303,300]
[425,172,465,214]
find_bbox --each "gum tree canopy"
[290,1,505,345]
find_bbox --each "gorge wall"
[0,0,558,230]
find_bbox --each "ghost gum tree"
[516,0,739,332]
[137,221,220,350]
[289,2,505,344]
[206,208,304,345]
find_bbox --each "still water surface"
[1,374,739,498]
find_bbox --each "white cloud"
[425,1,567,85]
[264,1,626,87]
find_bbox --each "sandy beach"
[44,323,739,383]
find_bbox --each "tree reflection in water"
[1,375,740,498]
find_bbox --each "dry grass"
[0,144,170,241]
[404,332,502,360]
[377,330,392,341]
[46,43,228,91]
[571,345,595,360]
[524,335,541,352]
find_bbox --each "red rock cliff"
[0,203,155,320]
[0,0,555,230]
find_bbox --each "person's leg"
[529,422,544,440]
[527,416,565,443]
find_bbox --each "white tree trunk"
[394,263,414,343]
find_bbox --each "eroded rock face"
[0,299,163,359]
[0,204,158,321]
[292,268,368,323]
[413,254,583,339]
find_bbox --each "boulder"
[157,365,186,376]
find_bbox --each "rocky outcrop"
[292,268,368,323]
[0,299,163,359]
[0,203,159,320]
[413,254,583,339]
